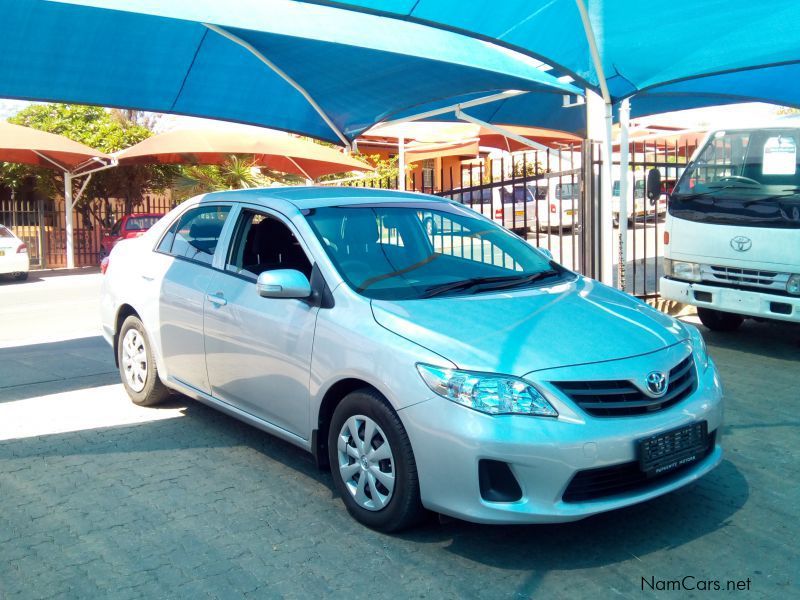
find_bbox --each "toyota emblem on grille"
[645,371,668,397]
[730,236,752,252]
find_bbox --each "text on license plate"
[638,421,708,477]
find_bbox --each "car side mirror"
[256,269,312,299]
[646,169,661,201]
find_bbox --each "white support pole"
[618,98,631,291]
[64,172,75,270]
[455,109,553,154]
[204,23,352,150]
[576,0,616,286]
[398,137,406,191]
[586,91,614,285]
[378,90,529,128]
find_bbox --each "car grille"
[552,355,696,417]
[562,431,716,503]
[701,264,789,292]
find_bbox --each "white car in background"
[612,174,667,227]
[0,225,29,281]
[447,180,579,234]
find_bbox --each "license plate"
[515,210,525,217]
[0,250,4,256]
[566,209,575,216]
[638,421,708,477]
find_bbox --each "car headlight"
[664,259,702,282]
[685,323,709,372]
[787,274,800,296]
[416,364,558,417]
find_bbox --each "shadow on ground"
[0,336,116,402]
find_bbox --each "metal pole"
[398,137,406,191]
[618,98,631,291]
[64,172,74,269]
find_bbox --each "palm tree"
[174,155,292,202]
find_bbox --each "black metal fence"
[609,136,700,297]
[322,136,702,298]
[1,183,174,268]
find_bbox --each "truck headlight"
[664,258,702,282]
[685,323,709,372]
[787,274,800,295]
[416,364,558,417]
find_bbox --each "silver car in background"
[100,187,723,532]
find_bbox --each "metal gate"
[602,136,700,297]
[0,186,46,268]
[1,184,174,269]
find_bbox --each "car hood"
[370,276,687,376]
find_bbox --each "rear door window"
[158,205,231,265]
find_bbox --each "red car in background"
[100,213,163,261]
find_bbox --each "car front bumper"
[399,360,723,524]
[661,277,800,322]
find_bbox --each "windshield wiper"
[472,269,561,292]
[740,188,800,206]
[422,270,560,298]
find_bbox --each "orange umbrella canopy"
[0,120,110,171]
[115,128,373,179]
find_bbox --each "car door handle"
[206,293,227,307]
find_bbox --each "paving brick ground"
[0,274,798,599]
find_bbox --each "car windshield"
[304,202,566,300]
[0,226,13,238]
[671,127,800,228]
[125,216,161,231]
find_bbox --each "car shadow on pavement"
[0,393,749,589]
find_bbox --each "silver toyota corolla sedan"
[100,187,723,532]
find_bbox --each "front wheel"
[12,272,28,281]
[117,315,170,406]
[328,389,425,532]
[697,307,744,332]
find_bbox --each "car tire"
[117,315,170,406]
[13,272,28,281]
[697,307,744,332]
[328,389,425,532]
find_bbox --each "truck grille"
[552,355,696,417]
[701,264,789,292]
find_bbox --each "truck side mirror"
[646,169,661,201]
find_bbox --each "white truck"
[652,124,800,331]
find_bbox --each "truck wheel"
[697,308,744,332]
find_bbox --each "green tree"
[173,155,294,202]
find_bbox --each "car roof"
[198,186,449,209]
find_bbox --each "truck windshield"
[671,127,800,229]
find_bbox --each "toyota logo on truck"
[730,236,752,252]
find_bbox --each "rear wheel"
[328,389,425,532]
[697,307,744,332]
[117,315,170,406]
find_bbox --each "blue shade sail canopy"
[0,0,580,145]
[297,0,800,110]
